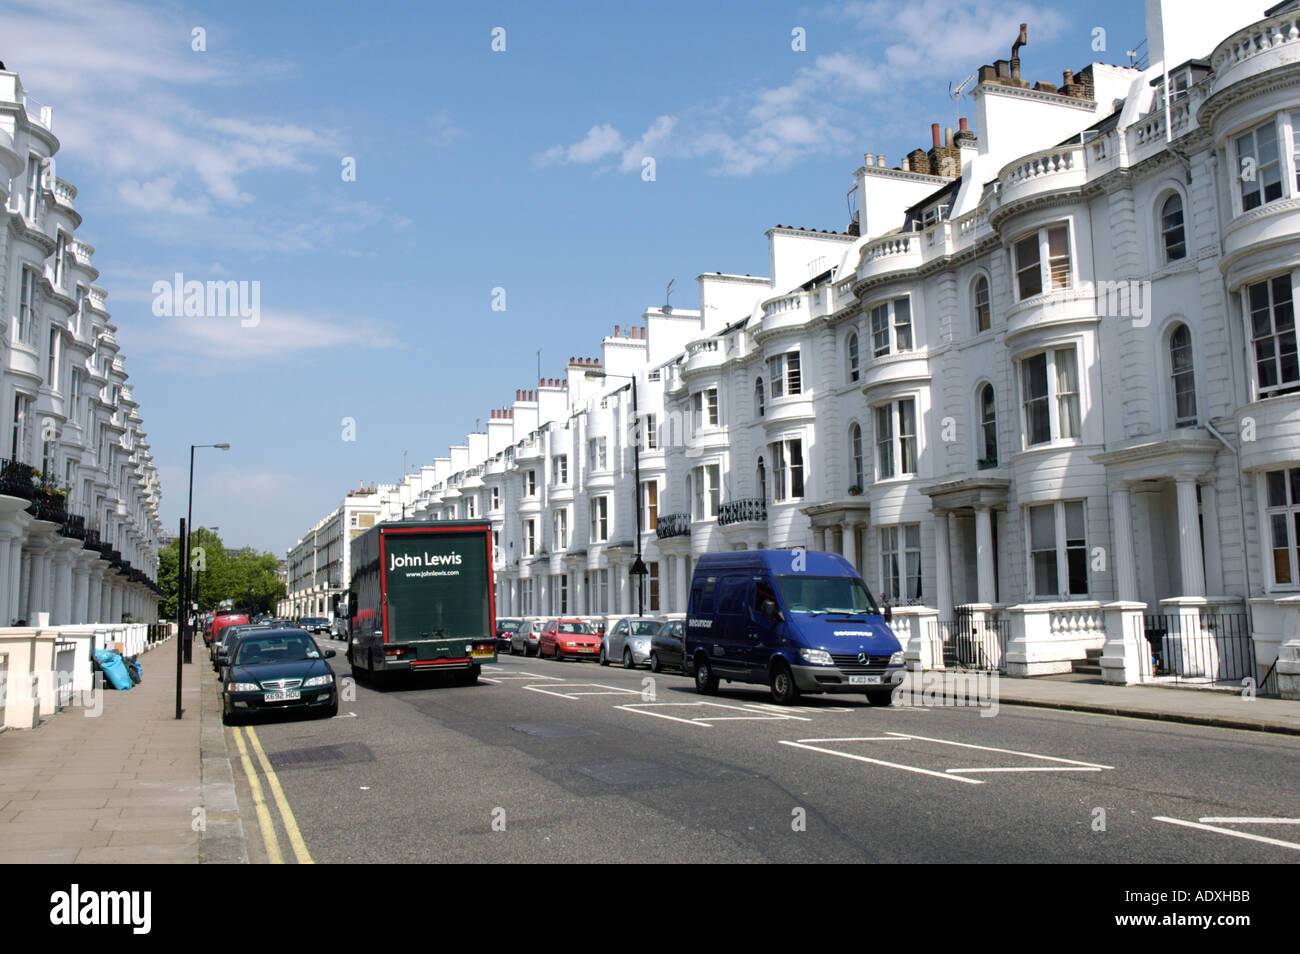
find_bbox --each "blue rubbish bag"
[93,649,134,691]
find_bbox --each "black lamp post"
[585,370,646,616]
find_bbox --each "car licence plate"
[263,690,301,702]
[848,675,882,686]
[578,647,595,653]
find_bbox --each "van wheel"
[694,655,718,694]
[770,661,800,706]
[866,689,894,707]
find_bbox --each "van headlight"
[890,651,905,665]
[799,648,834,666]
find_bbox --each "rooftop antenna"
[663,279,675,314]
[949,72,975,127]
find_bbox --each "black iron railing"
[84,527,101,549]
[928,616,1011,672]
[0,458,36,500]
[655,512,691,539]
[1142,613,1268,691]
[27,488,68,524]
[718,497,767,526]
[61,513,86,540]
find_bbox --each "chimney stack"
[614,324,620,337]
[931,123,941,147]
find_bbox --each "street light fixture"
[177,442,229,721]
[585,370,647,616]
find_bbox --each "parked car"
[649,618,686,673]
[222,629,339,725]
[298,617,332,636]
[684,550,905,705]
[213,622,273,674]
[210,613,249,653]
[538,619,602,660]
[495,617,523,653]
[509,618,545,656]
[601,617,662,669]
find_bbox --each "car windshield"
[629,620,660,636]
[775,575,880,616]
[498,621,520,632]
[557,622,592,634]
[235,635,321,665]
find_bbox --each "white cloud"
[537,0,1070,177]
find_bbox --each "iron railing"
[655,512,691,539]
[927,615,1010,672]
[1142,613,1272,692]
[718,497,767,526]
[0,459,36,499]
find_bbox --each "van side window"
[692,577,717,614]
[716,576,749,616]
[754,580,777,613]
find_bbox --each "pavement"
[0,634,247,863]
[0,640,1295,862]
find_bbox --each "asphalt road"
[226,641,1300,863]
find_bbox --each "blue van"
[684,550,905,705]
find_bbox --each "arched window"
[755,377,765,417]
[849,423,864,488]
[1170,323,1197,427]
[973,274,991,332]
[756,456,767,501]
[1161,194,1186,262]
[978,384,997,468]
[847,333,860,382]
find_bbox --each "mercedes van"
[684,550,905,705]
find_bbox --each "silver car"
[509,618,545,657]
[601,617,662,669]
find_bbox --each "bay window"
[1020,347,1081,447]
[553,507,568,549]
[880,524,922,603]
[552,454,568,485]
[768,351,802,398]
[691,464,721,518]
[1014,224,1071,299]
[1236,119,1283,212]
[873,398,916,479]
[1266,468,1300,585]
[693,388,719,429]
[870,298,912,357]
[1248,275,1298,397]
[770,438,805,501]
[1028,500,1089,598]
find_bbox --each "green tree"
[159,529,285,618]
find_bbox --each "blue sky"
[2,0,1151,553]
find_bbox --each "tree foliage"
[159,528,285,618]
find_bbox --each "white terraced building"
[278,487,384,620]
[0,67,163,627]
[295,0,1300,695]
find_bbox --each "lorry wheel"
[866,689,894,707]
[769,661,801,706]
[694,655,718,694]
[461,667,479,686]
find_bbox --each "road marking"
[244,727,314,865]
[1153,816,1300,851]
[332,711,358,718]
[1198,817,1300,825]
[231,726,282,864]
[881,732,1113,770]
[616,701,814,726]
[521,682,642,700]
[741,701,853,714]
[779,732,1111,784]
[779,739,984,784]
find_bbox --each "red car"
[210,613,249,652]
[538,619,602,661]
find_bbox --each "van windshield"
[775,575,880,616]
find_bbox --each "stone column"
[1109,486,1139,602]
[933,510,953,622]
[675,555,687,613]
[841,522,857,571]
[615,562,628,615]
[110,581,123,624]
[974,505,996,605]
[50,541,76,625]
[1175,477,1206,598]
[1200,483,1225,595]
[0,530,13,627]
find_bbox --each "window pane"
[898,399,917,474]
[975,276,991,332]
[1065,501,1085,543]
[1023,354,1050,445]
[893,299,912,351]
[1015,235,1041,299]
[875,406,894,478]
[872,304,890,356]
[1047,226,1071,289]
[789,441,804,498]
[1268,470,1287,508]
[1030,505,1056,549]
[1273,513,1292,583]
[1161,195,1186,261]
[1055,348,1080,439]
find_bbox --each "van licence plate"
[263,690,301,702]
[849,675,882,686]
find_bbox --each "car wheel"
[694,655,718,694]
[222,708,239,727]
[650,652,662,673]
[866,689,895,707]
[769,661,800,706]
[599,646,610,666]
[623,648,635,670]
[322,700,339,718]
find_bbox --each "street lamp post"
[183,443,229,668]
[585,370,646,616]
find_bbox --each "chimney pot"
[959,117,969,133]
[945,126,954,147]
[931,123,941,147]
[878,154,886,166]
[1062,68,1074,86]
[614,324,620,337]
[901,157,910,172]
[515,389,521,401]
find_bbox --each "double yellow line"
[231,725,314,864]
